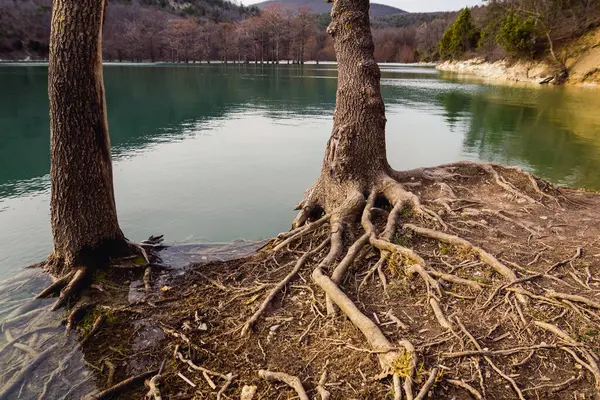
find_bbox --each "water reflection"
[1,64,599,281]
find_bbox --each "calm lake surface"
[1,63,600,279]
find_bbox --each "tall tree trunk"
[296,0,389,217]
[48,0,128,274]
[321,0,388,183]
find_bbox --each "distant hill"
[254,0,406,17]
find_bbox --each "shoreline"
[436,28,600,87]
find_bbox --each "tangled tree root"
[230,161,599,399]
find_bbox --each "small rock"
[241,385,257,400]
[198,322,208,331]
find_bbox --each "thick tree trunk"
[48,0,128,273]
[307,0,389,211]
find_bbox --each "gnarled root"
[259,162,575,398]
[258,370,309,400]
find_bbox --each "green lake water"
[1,63,600,279]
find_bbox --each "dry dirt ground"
[1,163,600,400]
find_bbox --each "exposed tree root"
[8,161,593,399]
[245,158,595,398]
[241,238,329,336]
[404,224,527,304]
[258,370,309,400]
[446,379,483,399]
[0,343,58,400]
[35,235,165,315]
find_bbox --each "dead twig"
[83,370,158,400]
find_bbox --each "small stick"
[415,367,439,400]
[386,310,408,330]
[446,379,483,399]
[177,372,196,388]
[430,298,452,330]
[216,373,233,400]
[175,351,230,380]
[105,360,116,388]
[317,361,331,400]
[427,270,484,291]
[203,371,217,389]
[258,370,309,400]
[83,370,158,399]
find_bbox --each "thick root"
[258,370,309,400]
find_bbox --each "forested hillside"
[0,0,453,63]
[253,0,405,16]
[437,0,600,79]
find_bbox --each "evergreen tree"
[438,8,480,60]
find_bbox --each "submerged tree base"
[2,163,600,399]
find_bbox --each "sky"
[241,0,482,13]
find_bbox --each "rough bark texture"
[300,0,390,215]
[48,0,128,274]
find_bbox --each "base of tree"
[2,163,600,399]
[34,236,165,311]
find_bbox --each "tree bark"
[305,0,389,212]
[48,0,128,274]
